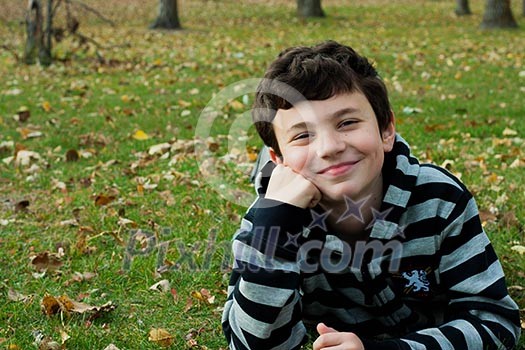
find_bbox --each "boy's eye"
[292,132,311,141]
[339,120,357,128]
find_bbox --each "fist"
[313,323,364,350]
[265,164,321,209]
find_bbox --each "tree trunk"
[24,0,43,64]
[39,0,52,66]
[297,0,325,18]
[455,0,472,15]
[481,0,518,28]
[150,0,181,30]
[24,0,53,65]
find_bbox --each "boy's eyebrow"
[287,121,310,132]
[331,107,360,118]
[287,107,361,132]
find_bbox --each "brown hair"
[253,40,392,156]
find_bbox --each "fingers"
[313,329,364,350]
[317,323,338,335]
[266,164,322,208]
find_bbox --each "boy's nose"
[316,133,345,158]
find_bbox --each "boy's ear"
[382,111,396,152]
[269,148,283,165]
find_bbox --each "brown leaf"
[31,252,63,272]
[148,328,174,347]
[65,149,79,162]
[170,288,179,302]
[501,211,519,228]
[184,297,193,312]
[94,194,116,206]
[65,271,97,286]
[479,210,497,224]
[17,110,30,123]
[15,199,30,212]
[41,294,116,318]
[41,295,62,315]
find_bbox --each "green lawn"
[1,0,524,348]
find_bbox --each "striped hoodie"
[222,134,521,349]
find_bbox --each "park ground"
[0,0,524,348]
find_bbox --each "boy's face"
[270,92,395,205]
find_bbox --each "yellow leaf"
[121,95,130,103]
[132,130,149,140]
[42,101,52,112]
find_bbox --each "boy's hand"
[313,323,364,350]
[265,164,321,209]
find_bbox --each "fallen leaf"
[132,130,149,140]
[94,194,116,206]
[117,217,137,227]
[170,288,179,302]
[229,99,244,111]
[41,294,116,319]
[14,150,41,166]
[16,109,30,122]
[184,297,193,312]
[65,271,96,285]
[502,127,518,136]
[148,142,171,156]
[59,330,70,345]
[510,245,525,255]
[42,101,52,112]
[41,295,62,315]
[38,338,60,350]
[8,288,31,303]
[103,345,121,350]
[65,149,80,162]
[15,199,30,212]
[149,279,171,293]
[191,288,215,304]
[509,158,524,168]
[31,252,63,272]
[148,328,174,347]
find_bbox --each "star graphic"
[392,224,408,239]
[336,195,369,224]
[308,209,331,232]
[284,232,301,247]
[365,207,394,230]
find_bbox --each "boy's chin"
[318,188,359,206]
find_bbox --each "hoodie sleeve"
[222,196,314,350]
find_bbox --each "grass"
[0,0,524,348]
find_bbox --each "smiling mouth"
[317,161,358,176]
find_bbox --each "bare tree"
[297,0,325,18]
[481,0,518,28]
[150,0,181,29]
[24,0,52,65]
[455,0,472,15]
[23,0,114,66]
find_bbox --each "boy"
[221,41,521,349]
